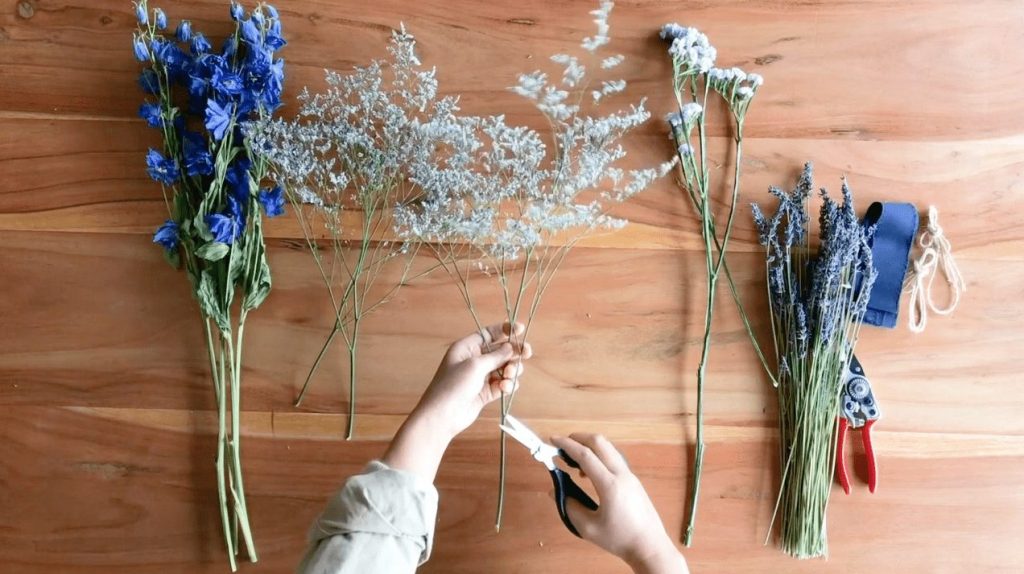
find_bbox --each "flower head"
[183,131,214,176]
[153,7,167,30]
[667,27,717,74]
[258,186,286,217]
[240,18,261,46]
[230,2,245,21]
[191,33,212,54]
[211,66,244,97]
[176,20,192,43]
[134,2,148,25]
[581,0,614,53]
[132,34,150,62]
[138,101,163,128]
[659,23,689,41]
[204,99,234,141]
[205,197,245,244]
[145,148,179,185]
[152,219,179,251]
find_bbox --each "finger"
[551,435,614,492]
[503,321,526,341]
[569,433,629,475]
[475,342,514,372]
[451,323,508,356]
[500,360,524,380]
[497,376,520,394]
[563,494,599,540]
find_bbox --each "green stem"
[346,319,359,441]
[226,313,258,562]
[295,321,340,407]
[212,330,237,572]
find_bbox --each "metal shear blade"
[499,415,559,470]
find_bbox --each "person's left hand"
[411,322,532,440]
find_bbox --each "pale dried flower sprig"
[659,21,769,546]
[396,0,673,530]
[250,27,455,439]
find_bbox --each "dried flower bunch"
[131,1,287,568]
[658,22,767,545]
[395,0,674,529]
[249,28,455,439]
[752,163,877,558]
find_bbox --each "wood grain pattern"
[1,0,1022,572]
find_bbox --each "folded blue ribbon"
[861,202,919,328]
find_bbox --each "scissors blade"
[498,415,542,450]
[499,415,556,468]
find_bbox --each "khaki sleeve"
[296,461,439,574]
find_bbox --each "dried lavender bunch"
[250,27,452,439]
[658,23,768,546]
[752,163,877,558]
[396,0,674,529]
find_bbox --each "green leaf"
[193,213,213,242]
[196,241,230,261]
[243,257,272,311]
[196,270,230,332]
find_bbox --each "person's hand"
[411,321,532,441]
[551,434,688,574]
[383,321,532,483]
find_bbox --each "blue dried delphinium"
[750,163,878,558]
[130,2,287,568]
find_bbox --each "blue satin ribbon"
[861,202,919,328]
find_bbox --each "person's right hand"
[551,434,688,574]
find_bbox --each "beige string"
[903,205,966,333]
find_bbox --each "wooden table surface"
[2,1,1023,572]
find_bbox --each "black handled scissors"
[499,415,599,537]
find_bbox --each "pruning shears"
[836,354,881,494]
[499,415,599,537]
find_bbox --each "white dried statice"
[581,0,613,52]
[393,0,672,530]
[661,23,717,74]
[248,26,466,439]
[601,54,624,69]
[657,20,767,546]
[551,54,585,87]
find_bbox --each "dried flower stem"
[661,22,767,545]
[753,164,876,558]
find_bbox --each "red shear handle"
[863,419,877,493]
[835,417,851,495]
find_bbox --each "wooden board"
[1,1,1023,572]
